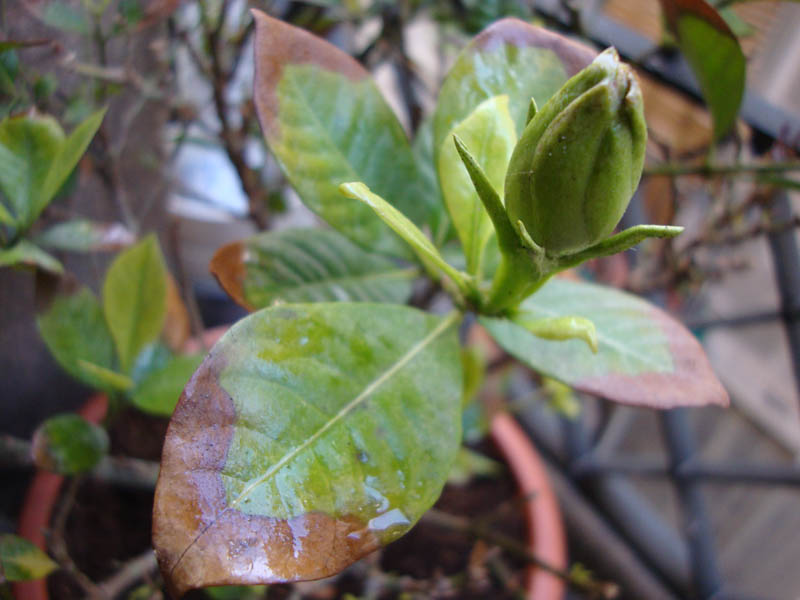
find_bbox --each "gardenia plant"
[152,13,728,596]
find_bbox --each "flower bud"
[504,48,647,257]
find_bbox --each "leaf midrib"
[170,309,461,575]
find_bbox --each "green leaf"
[210,228,417,311]
[129,353,203,416]
[412,118,451,246]
[0,202,14,225]
[433,18,595,159]
[154,304,462,593]
[0,241,62,273]
[0,535,58,582]
[658,0,745,140]
[40,108,106,214]
[438,95,516,277]
[42,1,90,34]
[34,219,134,252]
[447,447,503,486]
[77,360,133,391]
[30,414,109,474]
[480,278,729,408]
[511,313,598,353]
[37,287,117,390]
[252,11,435,258]
[103,234,168,373]
[0,109,104,229]
[0,114,63,227]
[339,182,471,294]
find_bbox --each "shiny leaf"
[154,304,462,594]
[481,278,729,408]
[252,11,434,257]
[0,240,62,273]
[433,18,595,158]
[103,235,168,373]
[438,95,516,276]
[129,353,203,416]
[35,219,135,252]
[658,0,745,140]
[0,535,58,582]
[37,287,116,390]
[31,414,109,475]
[511,314,599,353]
[210,228,417,311]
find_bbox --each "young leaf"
[0,241,63,274]
[0,109,104,230]
[34,219,134,253]
[438,95,516,277]
[433,18,595,157]
[658,0,745,140]
[0,534,58,582]
[30,414,109,475]
[339,182,472,294]
[103,235,168,373]
[251,11,435,258]
[447,447,503,486]
[154,304,462,594]
[480,278,729,408]
[37,287,116,390]
[129,353,203,416]
[76,360,134,392]
[210,228,417,311]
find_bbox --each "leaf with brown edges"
[153,304,462,596]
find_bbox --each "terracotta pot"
[491,412,567,600]
[15,328,567,600]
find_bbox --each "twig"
[421,508,619,599]
[89,549,158,600]
[50,478,101,596]
[0,434,159,490]
[644,161,800,178]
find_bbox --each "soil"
[45,410,529,600]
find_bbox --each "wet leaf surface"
[252,11,435,258]
[154,303,462,595]
[481,278,729,408]
[210,228,417,311]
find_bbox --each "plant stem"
[421,508,619,599]
[644,161,800,178]
[0,434,159,489]
[89,549,158,600]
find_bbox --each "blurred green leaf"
[0,534,58,582]
[103,235,168,372]
[35,219,135,253]
[33,74,58,104]
[31,414,109,474]
[37,287,116,389]
[130,353,203,416]
[0,241,63,273]
[0,109,105,230]
[658,0,745,140]
[42,2,91,35]
[77,360,133,391]
[447,447,503,485]
[204,585,266,599]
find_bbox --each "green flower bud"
[504,48,647,257]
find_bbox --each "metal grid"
[517,3,800,598]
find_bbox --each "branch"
[89,549,158,600]
[0,434,159,490]
[644,161,800,178]
[421,508,619,599]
